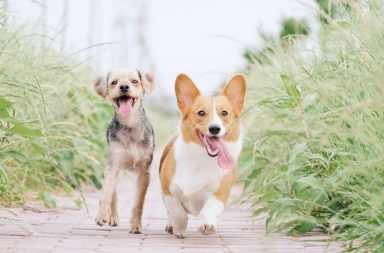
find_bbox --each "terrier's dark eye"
[132,80,138,84]
[221,111,228,116]
[111,80,118,85]
[197,111,206,117]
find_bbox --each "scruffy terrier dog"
[93,69,155,234]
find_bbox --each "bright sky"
[8,0,318,107]
[147,0,317,96]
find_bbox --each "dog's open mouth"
[114,95,137,117]
[197,130,219,157]
[196,130,236,170]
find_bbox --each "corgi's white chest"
[170,136,242,214]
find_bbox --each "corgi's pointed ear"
[93,73,109,98]
[175,74,201,111]
[221,74,246,113]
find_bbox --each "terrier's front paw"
[129,222,143,234]
[198,223,217,235]
[109,214,119,226]
[165,224,173,234]
[95,210,110,226]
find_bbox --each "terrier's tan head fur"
[94,70,154,118]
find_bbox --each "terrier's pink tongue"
[118,99,132,118]
[208,137,236,170]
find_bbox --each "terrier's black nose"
[120,85,129,93]
[209,125,221,136]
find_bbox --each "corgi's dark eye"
[221,110,228,116]
[197,111,206,117]
[111,80,118,85]
[132,80,138,84]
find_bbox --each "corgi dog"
[159,73,246,238]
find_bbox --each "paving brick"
[0,153,342,253]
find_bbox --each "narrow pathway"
[1,153,341,253]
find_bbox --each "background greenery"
[0,22,176,207]
[240,0,384,252]
[0,23,110,205]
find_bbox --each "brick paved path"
[0,153,342,253]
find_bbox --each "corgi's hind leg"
[164,211,173,234]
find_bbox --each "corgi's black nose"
[209,125,221,136]
[120,85,129,93]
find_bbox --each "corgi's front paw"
[165,224,173,234]
[173,229,186,239]
[198,223,217,235]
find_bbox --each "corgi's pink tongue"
[206,137,236,170]
[118,99,132,118]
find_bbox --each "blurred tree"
[1,0,8,27]
[316,0,337,23]
[39,0,47,48]
[243,33,276,66]
[243,0,356,69]
[279,18,310,48]
[61,0,68,52]
[279,18,310,39]
[244,17,310,67]
[315,0,353,24]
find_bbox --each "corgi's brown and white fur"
[159,73,246,238]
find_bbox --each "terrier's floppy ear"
[175,73,201,112]
[221,74,247,114]
[138,70,155,94]
[93,73,109,98]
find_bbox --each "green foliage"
[315,0,353,24]
[243,33,277,66]
[243,45,274,66]
[73,197,83,208]
[38,192,57,208]
[279,18,310,40]
[241,1,384,252]
[0,22,111,204]
[316,0,338,20]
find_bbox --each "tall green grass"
[0,20,177,206]
[0,22,113,205]
[241,1,384,252]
